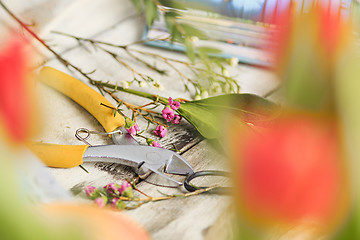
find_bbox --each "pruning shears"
[28,67,194,187]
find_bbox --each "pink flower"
[126,123,140,135]
[153,125,167,138]
[151,141,162,148]
[172,115,182,124]
[94,197,107,208]
[111,198,120,208]
[169,97,181,110]
[119,181,131,194]
[162,107,175,122]
[104,183,118,195]
[146,138,162,148]
[125,117,140,135]
[84,186,96,197]
[111,198,126,209]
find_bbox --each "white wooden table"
[0,1,279,239]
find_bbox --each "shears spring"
[75,128,123,146]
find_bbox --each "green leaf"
[177,94,279,139]
[197,46,222,55]
[131,0,143,13]
[181,23,207,39]
[144,0,158,26]
[164,14,182,42]
[158,0,186,10]
[164,11,180,18]
[184,84,190,92]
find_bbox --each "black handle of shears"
[184,170,231,194]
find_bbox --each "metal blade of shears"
[83,145,194,187]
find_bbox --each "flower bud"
[125,118,139,135]
[94,196,107,208]
[229,57,239,67]
[84,186,101,200]
[122,187,134,199]
[151,141,161,148]
[104,183,120,196]
[120,80,130,89]
[153,81,164,91]
[190,36,199,42]
[146,138,161,148]
[119,181,131,194]
[110,198,126,210]
[139,81,146,88]
[200,90,209,99]
[194,94,201,100]
[84,186,96,197]
[222,68,229,77]
[116,199,127,210]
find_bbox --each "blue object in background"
[183,0,287,22]
[143,0,354,67]
[183,0,352,23]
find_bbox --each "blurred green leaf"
[181,23,207,39]
[158,0,186,10]
[164,10,180,18]
[197,46,222,55]
[144,0,158,26]
[177,94,279,139]
[131,0,143,13]
[164,14,182,42]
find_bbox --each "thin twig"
[0,3,169,125]
[50,30,238,94]
[100,46,150,82]
[0,1,99,83]
[102,89,168,127]
[52,30,170,48]
[126,50,166,74]
[103,89,158,115]
[131,183,152,198]
[119,186,220,202]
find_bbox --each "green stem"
[93,80,168,104]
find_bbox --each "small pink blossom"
[94,197,107,208]
[162,107,175,122]
[151,141,162,148]
[84,186,96,197]
[126,123,140,135]
[169,97,181,110]
[171,115,182,124]
[153,125,167,138]
[119,181,131,194]
[104,183,118,195]
[125,117,140,135]
[146,138,162,148]
[111,198,126,209]
[111,197,120,208]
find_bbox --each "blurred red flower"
[0,35,32,144]
[232,114,349,230]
